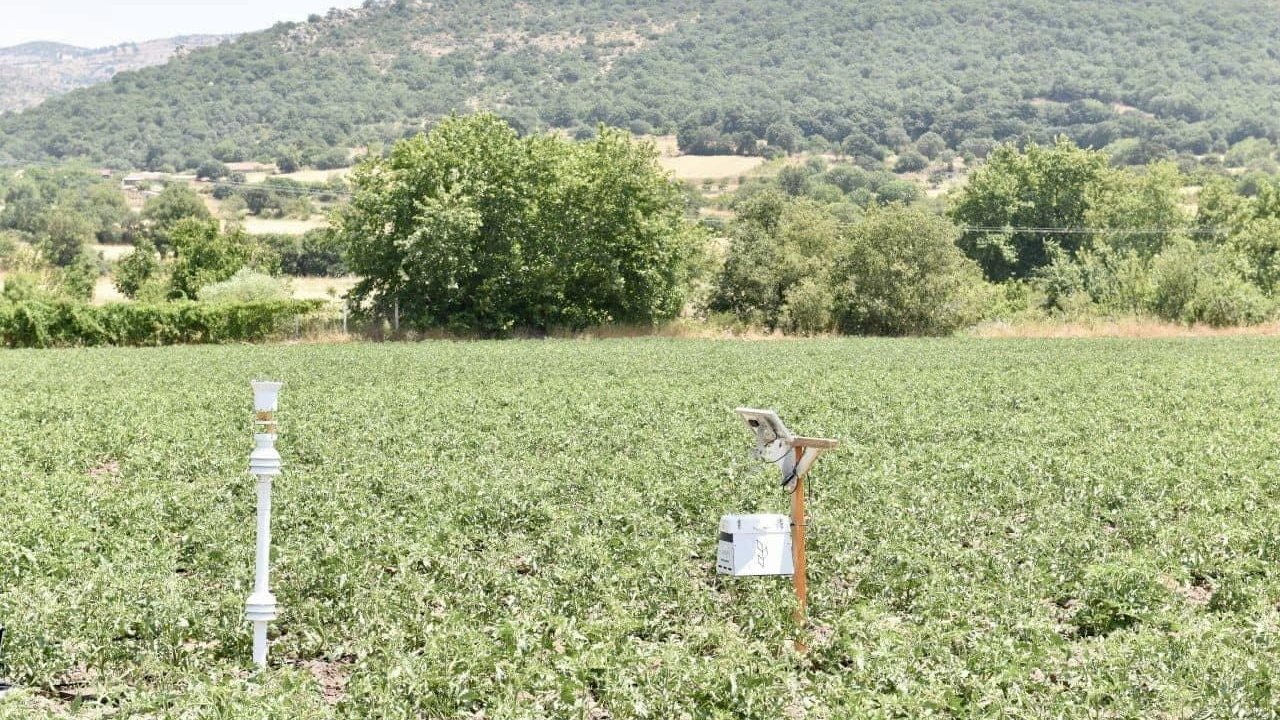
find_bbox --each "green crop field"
[3,338,1280,718]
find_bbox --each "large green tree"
[338,113,700,334]
[949,139,1111,280]
[167,219,252,299]
[36,210,95,267]
[142,184,213,257]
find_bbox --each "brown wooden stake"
[791,445,808,652]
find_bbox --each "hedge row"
[0,299,325,348]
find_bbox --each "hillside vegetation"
[2,0,1279,169]
[0,35,230,113]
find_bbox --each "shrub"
[779,278,835,334]
[1150,239,1272,326]
[259,229,348,277]
[710,193,840,330]
[893,150,929,173]
[1187,271,1271,327]
[1071,558,1173,637]
[915,131,947,159]
[168,219,254,300]
[113,239,160,299]
[313,148,351,170]
[198,269,294,303]
[196,160,229,180]
[0,299,323,348]
[833,205,988,336]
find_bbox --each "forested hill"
[2,0,1278,170]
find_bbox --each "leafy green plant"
[1070,558,1174,637]
[832,205,990,335]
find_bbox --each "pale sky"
[0,1,366,49]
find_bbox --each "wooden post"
[790,446,808,651]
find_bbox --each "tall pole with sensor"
[247,380,283,667]
[730,408,837,652]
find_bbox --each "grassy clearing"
[272,169,352,184]
[658,154,765,181]
[2,338,1280,717]
[241,217,328,236]
[289,276,358,301]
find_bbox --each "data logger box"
[716,514,794,577]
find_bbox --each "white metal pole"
[247,381,283,668]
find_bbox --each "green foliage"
[339,114,699,334]
[168,220,253,300]
[276,152,301,174]
[1071,557,1174,637]
[1,272,47,302]
[915,131,947,160]
[112,239,160,300]
[35,210,94,267]
[0,167,133,246]
[4,1,1280,168]
[0,298,322,348]
[739,158,921,213]
[141,184,214,256]
[1085,161,1188,257]
[832,205,989,335]
[777,278,835,335]
[1149,239,1272,326]
[4,339,1280,716]
[951,139,1112,280]
[195,160,230,180]
[257,229,348,277]
[1214,181,1280,293]
[892,150,928,173]
[197,269,295,304]
[709,191,841,331]
[54,250,101,302]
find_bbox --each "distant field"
[242,217,328,236]
[236,168,351,184]
[274,168,351,183]
[290,275,358,300]
[659,154,765,180]
[2,338,1279,717]
[93,243,133,262]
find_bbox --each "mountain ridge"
[1,0,1278,169]
[0,34,233,113]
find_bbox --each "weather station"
[246,381,284,668]
[719,408,838,651]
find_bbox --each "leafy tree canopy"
[142,184,213,256]
[337,113,701,334]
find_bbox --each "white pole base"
[252,621,269,667]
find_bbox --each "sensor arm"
[791,436,839,450]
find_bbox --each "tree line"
[339,116,1280,335]
[7,115,1280,338]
